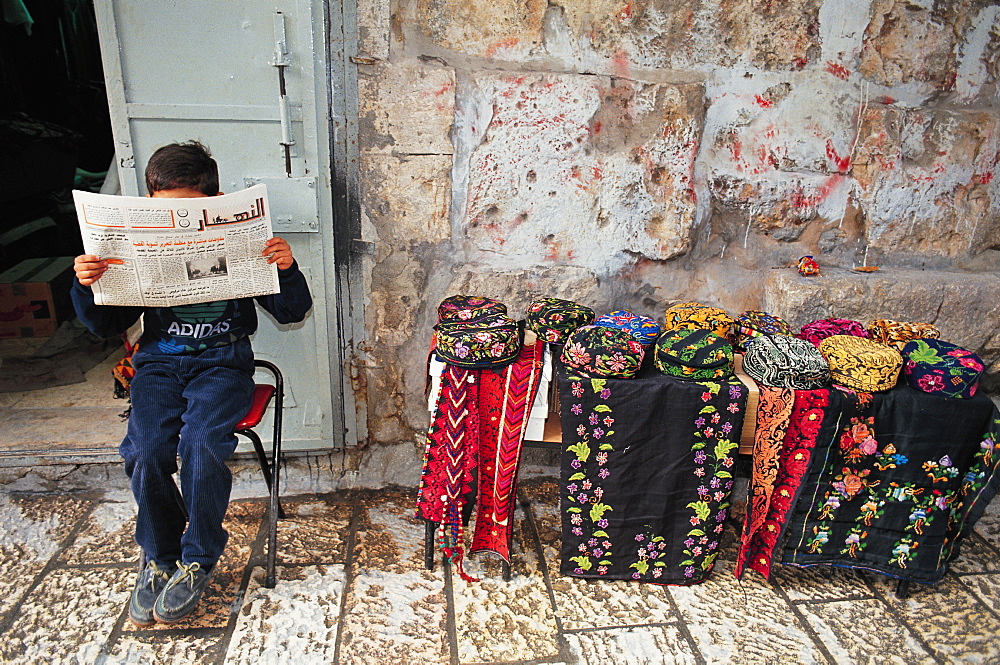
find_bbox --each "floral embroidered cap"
[525,297,596,344]
[901,338,985,399]
[733,310,794,351]
[437,294,507,323]
[742,335,830,390]
[867,319,941,352]
[593,309,661,345]
[654,328,734,381]
[434,313,521,368]
[561,325,645,379]
[797,318,869,348]
[819,335,902,392]
[663,302,736,343]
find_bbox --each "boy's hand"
[263,237,295,270]
[74,254,108,286]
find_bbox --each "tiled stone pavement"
[1,479,999,664]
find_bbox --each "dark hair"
[144,141,219,195]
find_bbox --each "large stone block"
[358,60,455,155]
[716,0,822,70]
[763,267,1000,386]
[360,154,453,245]
[701,69,859,240]
[415,0,547,59]
[454,73,703,275]
[853,106,1000,258]
[857,0,995,90]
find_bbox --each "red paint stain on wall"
[791,175,843,209]
[825,61,850,80]
[975,172,994,184]
[613,50,632,79]
[754,95,773,108]
[825,139,851,173]
[486,37,521,59]
[618,1,633,20]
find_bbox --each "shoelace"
[167,561,202,590]
[146,561,171,591]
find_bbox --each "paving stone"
[771,563,873,602]
[339,569,448,664]
[796,598,936,664]
[338,491,450,664]
[356,489,430,573]
[452,504,561,664]
[105,634,224,663]
[871,574,1000,663]
[272,498,352,566]
[0,494,92,622]
[60,499,136,565]
[0,567,131,664]
[973,509,1000,551]
[565,625,698,665]
[669,557,826,664]
[946,532,1000,575]
[956,573,1000,627]
[226,565,345,662]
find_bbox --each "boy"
[71,141,312,625]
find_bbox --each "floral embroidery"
[681,380,740,578]
[565,377,616,576]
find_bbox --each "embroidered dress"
[780,386,1000,584]
[558,365,747,583]
[416,337,546,575]
[735,388,838,579]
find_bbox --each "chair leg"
[265,422,282,589]
[424,521,436,571]
[239,429,286,520]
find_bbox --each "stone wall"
[354,0,1000,450]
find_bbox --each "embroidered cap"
[742,335,830,390]
[819,335,902,393]
[733,310,794,351]
[867,319,941,352]
[902,338,985,399]
[525,297,596,344]
[434,314,521,368]
[663,302,736,343]
[437,295,507,323]
[593,309,661,345]
[797,318,869,348]
[561,325,645,379]
[654,328,734,381]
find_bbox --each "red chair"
[235,359,285,588]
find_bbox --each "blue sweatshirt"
[70,262,312,354]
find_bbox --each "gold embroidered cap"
[819,335,903,392]
[867,319,941,352]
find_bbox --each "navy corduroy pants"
[120,340,255,568]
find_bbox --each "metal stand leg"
[424,521,436,570]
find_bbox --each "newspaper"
[72,184,280,307]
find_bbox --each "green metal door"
[93,0,353,451]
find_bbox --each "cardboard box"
[0,257,75,338]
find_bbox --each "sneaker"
[129,560,175,627]
[152,561,213,623]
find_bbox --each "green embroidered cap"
[654,328,734,381]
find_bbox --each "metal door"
[93,0,351,451]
